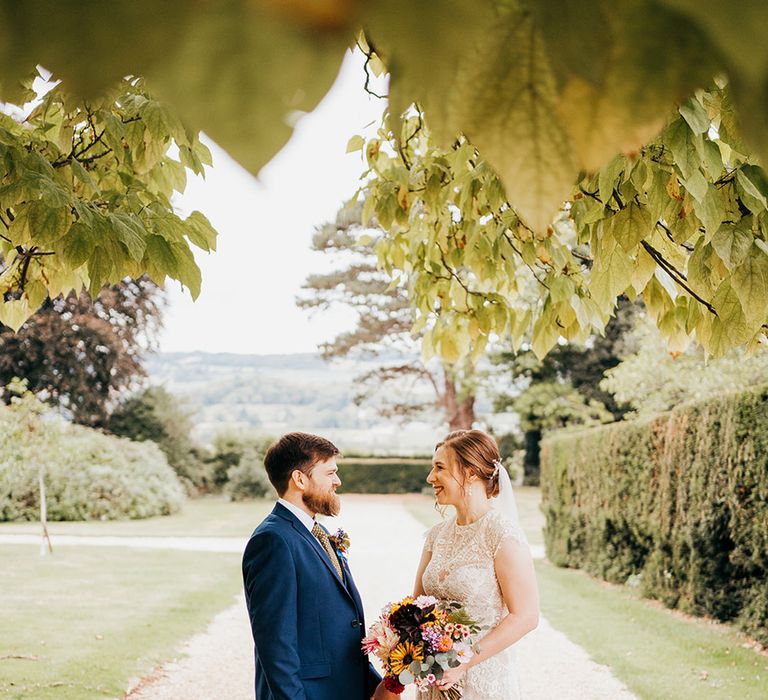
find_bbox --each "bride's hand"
[437,664,467,690]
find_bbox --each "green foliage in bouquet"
[540,384,768,643]
[0,388,184,521]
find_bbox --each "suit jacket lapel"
[272,503,353,598]
[340,556,365,621]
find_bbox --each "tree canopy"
[4,1,767,221]
[3,1,768,353]
[354,87,768,363]
[0,277,163,426]
[0,73,216,328]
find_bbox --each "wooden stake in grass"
[23,400,52,556]
[39,464,52,556]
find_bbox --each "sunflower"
[388,640,424,676]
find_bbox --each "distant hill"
[145,351,443,454]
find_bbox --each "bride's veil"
[490,462,528,544]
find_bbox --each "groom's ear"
[290,469,307,492]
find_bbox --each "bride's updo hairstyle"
[436,429,502,498]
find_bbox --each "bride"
[412,429,539,699]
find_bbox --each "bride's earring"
[468,483,474,498]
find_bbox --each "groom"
[242,432,395,700]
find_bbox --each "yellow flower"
[387,596,414,617]
[389,641,424,676]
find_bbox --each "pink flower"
[361,619,400,661]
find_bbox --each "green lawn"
[405,491,768,700]
[0,496,273,538]
[537,561,768,700]
[0,545,243,700]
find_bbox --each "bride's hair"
[436,429,502,497]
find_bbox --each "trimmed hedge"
[541,385,768,643]
[336,459,433,494]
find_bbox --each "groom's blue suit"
[242,502,380,700]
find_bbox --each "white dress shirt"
[277,498,315,532]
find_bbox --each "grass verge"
[0,545,243,700]
[0,497,273,538]
[537,561,767,699]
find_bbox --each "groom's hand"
[372,682,400,700]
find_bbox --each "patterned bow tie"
[312,522,343,580]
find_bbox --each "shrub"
[0,395,184,521]
[336,459,433,494]
[211,430,274,491]
[224,437,273,501]
[225,458,272,501]
[540,385,768,643]
[108,386,212,494]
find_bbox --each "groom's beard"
[303,485,341,517]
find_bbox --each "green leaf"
[608,202,653,252]
[683,169,707,202]
[698,279,750,357]
[664,119,700,181]
[87,245,114,297]
[0,298,30,332]
[439,332,461,365]
[730,244,768,329]
[346,135,364,153]
[145,235,178,276]
[711,223,754,270]
[590,231,634,308]
[598,155,626,206]
[531,307,560,359]
[630,246,657,292]
[531,1,612,88]
[184,211,218,252]
[170,242,201,299]
[692,184,725,239]
[381,7,577,232]
[109,213,147,262]
[61,223,96,268]
[24,279,47,310]
[679,97,710,135]
[27,200,71,246]
[0,2,347,175]
[735,166,768,215]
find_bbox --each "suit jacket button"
[351,619,360,628]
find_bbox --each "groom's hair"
[264,432,340,496]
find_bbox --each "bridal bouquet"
[362,595,481,699]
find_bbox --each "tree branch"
[357,38,388,100]
[640,240,717,316]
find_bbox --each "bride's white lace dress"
[420,510,525,700]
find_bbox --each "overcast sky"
[159,50,386,355]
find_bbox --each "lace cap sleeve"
[424,522,442,552]
[485,511,527,558]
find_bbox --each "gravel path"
[126,496,636,699]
